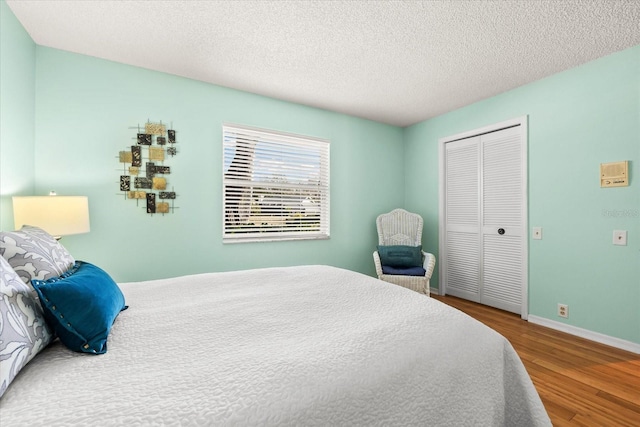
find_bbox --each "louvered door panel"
[446,231,480,300]
[446,138,479,228]
[482,234,522,313]
[444,137,481,302]
[482,127,522,229]
[480,126,523,314]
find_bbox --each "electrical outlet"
[613,230,627,246]
[532,227,542,240]
[557,303,568,318]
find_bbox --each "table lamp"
[12,192,90,240]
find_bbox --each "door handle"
[498,228,505,235]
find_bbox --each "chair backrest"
[376,209,423,246]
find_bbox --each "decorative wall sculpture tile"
[131,146,142,166]
[127,191,146,199]
[146,193,156,213]
[135,177,152,189]
[119,151,132,163]
[149,147,165,161]
[137,133,152,145]
[152,177,167,190]
[118,120,178,215]
[159,191,176,199]
[145,122,166,136]
[120,175,130,191]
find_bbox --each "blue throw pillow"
[382,265,427,276]
[377,245,423,268]
[31,261,127,354]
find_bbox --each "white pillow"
[0,256,54,397]
[0,225,75,284]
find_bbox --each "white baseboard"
[430,290,640,354]
[528,315,640,355]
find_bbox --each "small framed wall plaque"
[600,161,628,188]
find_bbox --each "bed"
[1,255,551,426]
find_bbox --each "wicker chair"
[373,209,436,295]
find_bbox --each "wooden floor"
[431,294,640,426]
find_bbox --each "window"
[223,124,330,242]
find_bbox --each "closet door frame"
[438,116,529,319]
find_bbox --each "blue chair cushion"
[382,265,427,276]
[377,245,422,268]
[31,261,127,354]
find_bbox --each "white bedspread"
[0,265,550,426]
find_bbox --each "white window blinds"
[223,124,330,242]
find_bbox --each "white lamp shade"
[13,196,90,237]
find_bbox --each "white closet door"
[444,137,481,302]
[481,126,524,314]
[441,120,527,317]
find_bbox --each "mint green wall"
[404,45,640,344]
[0,0,36,230]
[30,47,404,282]
[2,4,637,344]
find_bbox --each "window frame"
[222,123,330,243]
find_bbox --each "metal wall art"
[117,121,178,215]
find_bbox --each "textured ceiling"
[6,0,640,127]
